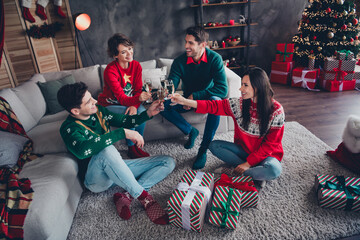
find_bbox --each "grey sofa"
[0,58,241,239]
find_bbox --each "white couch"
[0,58,241,239]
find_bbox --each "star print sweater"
[98,60,143,108]
[196,97,285,166]
[60,104,150,160]
[169,48,228,99]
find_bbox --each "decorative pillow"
[140,59,157,69]
[158,58,174,77]
[327,142,360,175]
[142,66,167,89]
[0,131,29,168]
[37,75,76,115]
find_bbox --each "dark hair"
[186,26,209,43]
[57,82,88,113]
[107,33,134,58]
[241,67,274,136]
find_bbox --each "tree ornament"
[295,46,299,51]
[309,0,313,3]
[310,50,314,54]
[334,14,338,19]
[337,0,344,4]
[355,36,359,40]
[343,10,348,16]
[350,37,354,42]
[352,9,356,14]
[342,35,346,40]
[326,8,331,13]
[333,22,337,27]
[327,32,334,38]
[317,46,322,51]
[348,22,352,28]
[341,24,347,30]
[313,36,317,40]
[353,18,359,25]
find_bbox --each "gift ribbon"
[215,174,258,192]
[319,176,360,211]
[276,43,293,62]
[210,188,240,228]
[177,171,212,231]
[337,50,353,60]
[292,69,320,91]
[271,70,289,76]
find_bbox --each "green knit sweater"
[168,48,228,100]
[60,104,150,160]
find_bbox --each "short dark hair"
[186,26,209,43]
[57,82,88,113]
[107,33,134,58]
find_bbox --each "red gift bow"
[215,174,258,192]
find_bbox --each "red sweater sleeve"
[103,62,142,108]
[246,125,284,166]
[195,99,232,116]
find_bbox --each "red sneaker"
[135,145,150,158]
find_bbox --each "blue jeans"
[84,145,175,198]
[106,104,146,146]
[209,140,282,181]
[160,96,221,149]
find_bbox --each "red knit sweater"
[196,97,285,166]
[98,60,143,108]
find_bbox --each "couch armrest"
[225,67,241,99]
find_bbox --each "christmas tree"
[293,0,360,67]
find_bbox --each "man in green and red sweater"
[57,82,175,225]
[161,26,228,169]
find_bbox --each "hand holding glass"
[144,79,153,103]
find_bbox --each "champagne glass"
[157,88,166,111]
[167,79,177,106]
[144,78,153,103]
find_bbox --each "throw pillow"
[0,131,29,168]
[158,58,174,77]
[140,59,157,69]
[37,75,76,114]
[142,66,167,89]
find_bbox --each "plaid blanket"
[0,97,39,239]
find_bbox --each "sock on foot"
[22,7,35,23]
[192,148,207,170]
[35,4,47,20]
[135,145,150,158]
[184,127,199,149]
[128,145,142,159]
[56,6,66,18]
[113,192,133,220]
[138,191,169,225]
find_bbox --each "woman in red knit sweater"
[98,34,151,159]
[170,67,285,185]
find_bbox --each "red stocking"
[56,6,66,18]
[35,4,47,20]
[22,7,35,23]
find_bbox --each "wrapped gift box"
[322,57,355,81]
[275,43,294,62]
[270,61,294,85]
[209,186,242,229]
[214,174,258,208]
[336,50,355,61]
[319,77,355,92]
[354,64,360,89]
[167,170,214,232]
[315,174,360,211]
[291,67,318,90]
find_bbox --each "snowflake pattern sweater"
[60,104,150,160]
[196,97,285,166]
[98,60,143,108]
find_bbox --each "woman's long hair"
[241,67,274,137]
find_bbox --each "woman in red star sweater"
[98,34,151,159]
[170,67,285,184]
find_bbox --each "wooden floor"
[271,84,360,149]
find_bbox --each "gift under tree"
[293,0,360,68]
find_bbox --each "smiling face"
[115,44,134,68]
[71,91,98,120]
[185,34,205,62]
[240,75,256,102]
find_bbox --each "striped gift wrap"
[209,186,241,229]
[167,170,214,232]
[222,176,259,208]
[314,174,360,211]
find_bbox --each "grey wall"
[69,0,308,73]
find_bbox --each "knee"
[99,146,122,164]
[209,140,221,153]
[265,160,282,180]
[162,155,176,173]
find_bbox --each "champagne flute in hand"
[167,80,177,106]
[157,88,166,111]
[144,78,153,103]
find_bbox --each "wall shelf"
[204,22,258,30]
[191,0,258,8]
[212,44,258,51]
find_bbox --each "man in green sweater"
[161,26,228,169]
[57,82,175,225]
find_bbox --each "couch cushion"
[158,58,173,77]
[37,75,76,114]
[11,74,47,124]
[19,153,82,240]
[225,67,241,98]
[38,110,68,125]
[0,131,29,168]
[27,120,67,154]
[41,65,101,98]
[142,66,167,89]
[140,59,156,69]
[0,88,37,132]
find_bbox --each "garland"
[26,22,64,39]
